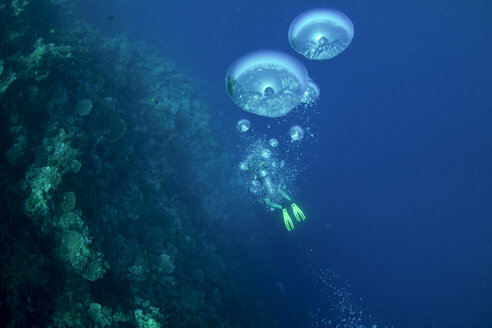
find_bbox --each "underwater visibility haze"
[1,0,491,327]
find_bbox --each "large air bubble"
[226,50,309,118]
[289,8,354,60]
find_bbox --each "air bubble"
[226,50,309,117]
[289,8,354,60]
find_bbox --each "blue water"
[79,1,492,327]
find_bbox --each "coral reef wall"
[0,1,275,327]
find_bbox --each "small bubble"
[237,119,251,132]
[261,148,271,159]
[290,125,304,141]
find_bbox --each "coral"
[127,254,149,282]
[71,159,82,173]
[0,57,16,95]
[46,129,80,174]
[75,99,92,116]
[12,0,29,16]
[35,166,62,193]
[61,191,76,212]
[24,189,49,218]
[50,281,90,328]
[56,212,106,281]
[0,69,17,95]
[21,38,72,81]
[180,285,205,313]
[155,253,175,286]
[156,253,175,274]
[87,303,112,327]
[87,303,129,327]
[108,108,126,142]
[24,166,62,218]
[59,230,106,281]
[112,310,130,324]
[134,307,163,328]
[1,0,279,326]
[57,211,85,231]
[5,134,27,165]
[87,97,126,143]
[51,308,86,328]
[60,231,86,268]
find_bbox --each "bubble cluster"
[237,139,296,207]
[289,8,354,60]
[226,50,309,118]
[302,247,390,328]
[225,7,385,328]
[309,266,388,328]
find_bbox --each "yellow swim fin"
[291,203,306,221]
[282,208,294,231]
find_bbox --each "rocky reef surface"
[0,1,276,327]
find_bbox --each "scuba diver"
[240,141,306,231]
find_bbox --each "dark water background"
[76,1,492,327]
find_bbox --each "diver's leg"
[277,189,292,202]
